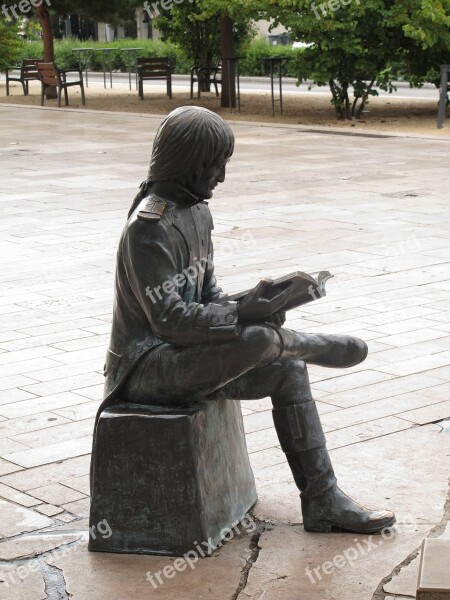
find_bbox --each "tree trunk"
[220,15,236,109]
[35,4,57,99]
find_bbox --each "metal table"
[72,48,142,90]
[220,56,243,113]
[263,57,290,116]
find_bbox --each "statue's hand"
[237,279,293,323]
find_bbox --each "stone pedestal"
[88,399,257,556]
[417,539,450,599]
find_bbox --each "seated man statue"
[102,106,395,535]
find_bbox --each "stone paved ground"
[0,104,449,600]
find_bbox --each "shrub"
[14,37,303,77]
[0,18,22,73]
[239,37,299,77]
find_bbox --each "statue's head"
[148,106,234,200]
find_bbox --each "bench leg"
[139,79,144,100]
[6,78,9,97]
[57,85,62,108]
[168,77,172,99]
[40,83,45,106]
[190,76,194,99]
[24,81,28,96]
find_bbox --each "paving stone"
[0,455,91,492]
[0,413,70,439]
[0,563,46,600]
[315,374,448,409]
[0,458,23,476]
[397,400,450,425]
[54,512,79,523]
[46,535,250,600]
[321,391,450,429]
[61,497,91,518]
[0,499,54,537]
[11,418,94,449]
[60,474,90,496]
[314,370,396,394]
[0,438,30,454]
[0,532,80,561]
[0,388,38,407]
[3,435,92,468]
[0,482,41,508]
[0,392,95,419]
[34,504,65,517]
[384,553,421,597]
[53,400,100,421]
[29,483,87,506]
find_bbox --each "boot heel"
[303,520,332,533]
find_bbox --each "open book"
[227,271,333,312]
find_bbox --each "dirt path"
[1,80,448,137]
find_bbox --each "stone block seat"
[88,399,257,556]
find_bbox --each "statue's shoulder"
[137,194,167,223]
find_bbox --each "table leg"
[270,62,275,116]
[279,61,283,116]
[237,60,240,113]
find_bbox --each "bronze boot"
[272,402,395,534]
[272,327,368,369]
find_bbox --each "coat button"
[196,316,205,325]
[129,351,135,360]
[226,313,235,323]
[211,315,220,325]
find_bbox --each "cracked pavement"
[0,105,449,599]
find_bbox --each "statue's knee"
[241,325,282,364]
[271,358,313,406]
[278,357,308,374]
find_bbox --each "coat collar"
[149,181,201,208]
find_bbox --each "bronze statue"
[100,106,395,535]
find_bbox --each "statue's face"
[188,157,229,200]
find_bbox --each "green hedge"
[240,38,300,78]
[16,37,300,77]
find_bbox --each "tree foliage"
[252,0,450,119]
[154,0,254,68]
[0,17,22,72]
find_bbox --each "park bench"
[190,60,222,98]
[5,59,42,96]
[36,62,86,107]
[137,57,172,100]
